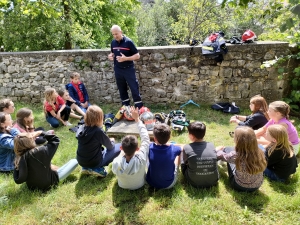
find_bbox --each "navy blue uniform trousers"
[114,65,143,108]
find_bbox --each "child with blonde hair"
[262,124,298,182]
[230,95,269,129]
[255,101,300,155]
[44,88,72,128]
[217,126,267,192]
[13,132,78,191]
[76,105,120,177]
[0,112,20,171]
[58,89,85,119]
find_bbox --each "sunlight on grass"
[1,102,300,224]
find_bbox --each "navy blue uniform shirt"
[111,36,138,68]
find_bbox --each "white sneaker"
[65,121,72,126]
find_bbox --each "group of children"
[0,77,299,193]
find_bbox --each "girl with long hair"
[217,126,267,192]
[13,132,78,191]
[230,95,269,129]
[255,101,300,155]
[263,124,298,182]
[44,88,72,128]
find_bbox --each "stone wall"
[0,41,292,107]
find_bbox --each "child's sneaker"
[65,121,73,126]
[81,167,92,175]
[91,167,107,177]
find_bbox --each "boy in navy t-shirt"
[146,124,181,189]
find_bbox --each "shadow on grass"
[218,165,270,213]
[268,172,299,195]
[74,172,114,197]
[1,183,48,210]
[112,181,150,224]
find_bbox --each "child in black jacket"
[13,132,78,191]
[263,124,298,182]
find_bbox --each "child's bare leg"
[69,112,82,119]
[72,104,85,117]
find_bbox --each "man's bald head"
[111,25,123,42]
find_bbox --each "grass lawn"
[1,102,300,225]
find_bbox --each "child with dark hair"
[57,89,85,120]
[146,123,181,189]
[13,132,78,191]
[65,72,90,112]
[112,106,150,190]
[181,121,219,188]
[0,98,15,120]
[0,112,20,171]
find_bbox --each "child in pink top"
[255,101,300,155]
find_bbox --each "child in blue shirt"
[65,72,90,112]
[146,123,181,189]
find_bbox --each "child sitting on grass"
[230,95,269,130]
[0,112,20,172]
[255,101,300,155]
[44,88,72,128]
[65,72,90,112]
[76,105,121,177]
[112,106,150,190]
[13,132,78,192]
[217,126,267,192]
[13,108,49,145]
[262,124,298,182]
[181,121,219,188]
[146,123,181,189]
[58,89,85,120]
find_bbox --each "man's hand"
[81,101,88,108]
[116,53,127,62]
[108,53,114,61]
[130,106,139,122]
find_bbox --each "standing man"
[108,25,143,109]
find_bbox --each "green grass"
[1,102,300,225]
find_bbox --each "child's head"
[234,126,267,174]
[121,135,139,157]
[58,89,69,100]
[266,124,294,158]
[153,123,171,145]
[0,98,15,114]
[14,133,37,169]
[268,101,290,120]
[250,95,269,119]
[0,112,13,133]
[14,133,37,156]
[44,88,58,102]
[85,105,103,127]
[187,121,206,141]
[16,108,34,129]
[70,72,81,84]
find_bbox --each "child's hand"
[130,106,139,122]
[31,131,43,138]
[216,146,225,151]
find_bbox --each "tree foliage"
[0,0,140,51]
